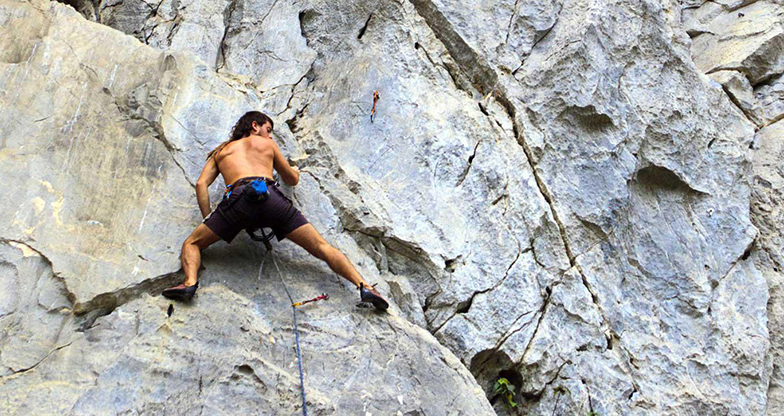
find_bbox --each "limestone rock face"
[1,252,492,414]
[0,2,493,414]
[1,0,783,414]
[684,1,784,415]
[751,120,784,413]
[688,0,784,85]
[686,0,784,126]
[755,74,784,124]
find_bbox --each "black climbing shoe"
[359,283,389,311]
[162,282,198,301]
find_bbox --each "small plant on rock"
[551,385,570,416]
[493,377,518,411]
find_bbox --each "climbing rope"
[270,252,308,416]
[251,227,313,416]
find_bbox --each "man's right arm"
[196,156,220,217]
[272,141,300,186]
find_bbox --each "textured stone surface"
[751,120,784,414]
[755,73,784,125]
[689,1,784,85]
[709,69,764,126]
[0,0,268,312]
[3,0,784,414]
[96,0,318,92]
[98,0,232,70]
[686,1,784,414]
[1,0,190,311]
[685,0,784,128]
[0,241,76,378]
[0,270,493,415]
[0,1,494,414]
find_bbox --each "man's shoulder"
[251,137,278,150]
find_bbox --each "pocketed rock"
[2,0,783,414]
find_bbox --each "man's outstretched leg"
[286,224,389,310]
[163,224,221,301]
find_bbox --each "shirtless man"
[162,111,389,310]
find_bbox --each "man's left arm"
[196,157,219,218]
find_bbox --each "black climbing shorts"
[203,177,309,243]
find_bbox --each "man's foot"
[162,282,199,301]
[359,283,389,311]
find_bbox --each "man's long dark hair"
[207,111,274,160]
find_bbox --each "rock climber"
[161,111,389,310]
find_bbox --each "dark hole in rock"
[628,384,638,400]
[755,177,773,189]
[455,296,473,314]
[55,0,97,20]
[77,305,115,332]
[497,368,525,398]
[741,245,752,260]
[469,348,519,396]
[357,14,373,40]
[634,165,694,192]
[236,364,254,375]
[561,105,615,132]
[298,10,320,40]
[444,256,461,273]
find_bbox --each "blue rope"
[292,306,308,415]
[268,250,308,416]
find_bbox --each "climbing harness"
[224,176,273,201]
[250,227,328,416]
[370,90,380,122]
[218,177,274,222]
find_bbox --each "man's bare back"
[215,135,298,187]
[215,136,275,185]
[214,118,299,187]
[194,120,299,218]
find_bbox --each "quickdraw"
[292,293,329,308]
[370,90,380,122]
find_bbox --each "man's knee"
[182,235,200,251]
[184,226,219,250]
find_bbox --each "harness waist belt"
[227,176,276,189]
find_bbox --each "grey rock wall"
[0,1,493,414]
[683,1,784,415]
[1,0,783,414]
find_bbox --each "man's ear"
[251,121,259,133]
